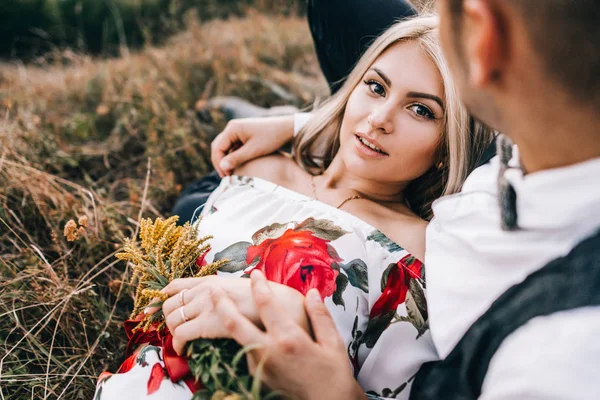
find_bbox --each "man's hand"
[211,270,367,400]
[211,115,295,177]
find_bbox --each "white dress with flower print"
[95,175,438,399]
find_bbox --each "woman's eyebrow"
[407,92,445,110]
[372,68,392,87]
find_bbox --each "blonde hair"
[293,14,492,220]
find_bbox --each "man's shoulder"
[481,306,600,400]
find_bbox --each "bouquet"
[115,216,271,400]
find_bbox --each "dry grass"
[0,12,325,399]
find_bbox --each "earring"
[436,161,444,170]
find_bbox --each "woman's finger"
[172,337,187,356]
[164,287,211,330]
[304,289,345,351]
[162,288,194,318]
[162,277,211,316]
[171,315,228,355]
[211,286,266,350]
[162,280,206,318]
[162,277,204,296]
[250,270,298,335]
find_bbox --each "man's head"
[437,0,600,133]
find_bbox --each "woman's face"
[339,40,445,185]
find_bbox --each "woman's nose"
[368,106,394,134]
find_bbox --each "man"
[208,0,600,399]
[411,0,600,398]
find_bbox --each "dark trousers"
[309,0,416,93]
[172,0,416,224]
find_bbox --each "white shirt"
[426,152,600,399]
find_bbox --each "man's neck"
[501,104,600,174]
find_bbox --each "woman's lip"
[354,135,389,158]
[355,133,387,154]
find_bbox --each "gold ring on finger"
[178,289,188,306]
[180,307,190,323]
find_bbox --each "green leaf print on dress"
[295,217,350,241]
[367,230,404,253]
[213,241,252,273]
[342,259,369,293]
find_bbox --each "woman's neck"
[319,157,407,204]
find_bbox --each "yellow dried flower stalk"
[139,218,153,252]
[116,216,227,328]
[141,289,169,302]
[197,259,229,277]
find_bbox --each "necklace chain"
[310,175,363,209]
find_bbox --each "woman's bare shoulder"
[377,210,427,261]
[352,202,428,261]
[233,152,298,184]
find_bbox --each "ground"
[0,1,433,398]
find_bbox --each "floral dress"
[95,175,438,399]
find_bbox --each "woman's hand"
[210,270,366,400]
[161,275,308,354]
[211,115,295,177]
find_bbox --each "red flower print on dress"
[147,363,167,395]
[370,255,423,318]
[360,255,426,348]
[246,229,341,298]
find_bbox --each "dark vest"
[410,229,600,399]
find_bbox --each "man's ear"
[462,0,506,87]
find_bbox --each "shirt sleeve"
[480,306,600,400]
[293,112,312,136]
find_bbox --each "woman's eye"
[364,80,386,97]
[409,104,435,120]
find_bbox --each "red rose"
[246,229,341,298]
[370,255,423,318]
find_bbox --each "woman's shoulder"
[347,200,427,261]
[233,152,302,185]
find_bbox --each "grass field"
[0,0,307,58]
[0,1,432,398]
[0,11,325,399]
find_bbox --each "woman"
[171,0,417,223]
[96,15,492,399]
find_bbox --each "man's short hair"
[451,0,600,107]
